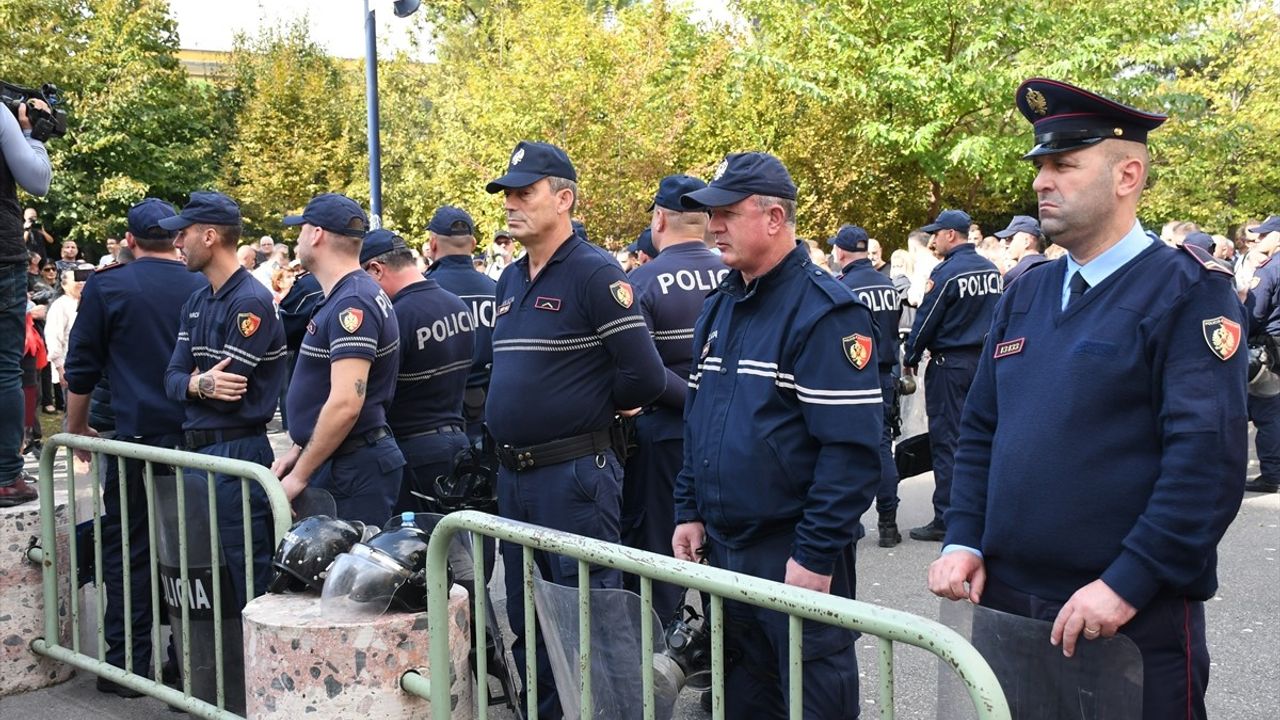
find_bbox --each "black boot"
[909,518,947,542]
[877,511,901,548]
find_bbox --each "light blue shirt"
[943,220,1152,560]
[1061,220,1152,310]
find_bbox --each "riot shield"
[532,577,675,720]
[937,601,1143,720]
[154,472,246,714]
[292,486,337,519]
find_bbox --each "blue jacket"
[425,254,496,389]
[64,257,208,437]
[838,258,901,372]
[674,244,883,575]
[947,243,1247,609]
[163,267,288,430]
[904,244,1002,366]
[1002,252,1049,287]
[387,278,474,435]
[1245,256,1280,339]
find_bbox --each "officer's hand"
[271,444,302,478]
[902,364,916,377]
[927,549,985,603]
[784,558,832,594]
[190,358,248,401]
[672,522,706,562]
[67,427,100,464]
[1050,579,1136,658]
[279,472,308,502]
[618,407,641,418]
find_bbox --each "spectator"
[868,237,890,277]
[253,243,289,288]
[55,239,79,274]
[269,265,295,306]
[237,244,257,271]
[255,235,274,266]
[44,264,91,406]
[98,237,120,267]
[890,248,916,333]
[487,229,515,280]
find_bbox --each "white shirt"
[45,294,79,383]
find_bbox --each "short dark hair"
[365,247,416,270]
[132,232,177,253]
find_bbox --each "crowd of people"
[0,74,1271,720]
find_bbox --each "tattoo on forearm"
[355,379,366,397]
[199,374,215,396]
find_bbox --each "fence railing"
[26,433,292,720]
[406,510,1012,720]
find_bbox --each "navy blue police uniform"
[160,192,287,608]
[424,206,498,445]
[995,214,1049,286]
[903,209,1002,535]
[833,225,903,544]
[283,196,404,527]
[621,174,726,621]
[1243,218,1280,493]
[484,141,666,719]
[62,198,208,681]
[676,154,883,719]
[360,229,475,513]
[945,78,1246,720]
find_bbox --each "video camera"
[1,81,67,142]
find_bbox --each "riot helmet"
[267,515,368,594]
[321,512,453,618]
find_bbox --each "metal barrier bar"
[29,434,293,720]
[878,637,895,719]
[639,575,654,720]
[206,469,226,709]
[66,450,79,656]
[523,544,537,720]
[414,511,1011,720]
[577,558,592,718]
[471,529,489,718]
[788,614,802,720]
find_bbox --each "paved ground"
[3,421,1277,719]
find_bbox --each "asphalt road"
[3,425,1277,719]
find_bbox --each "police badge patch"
[609,281,634,308]
[339,308,364,333]
[237,312,261,338]
[511,147,525,166]
[1202,316,1241,361]
[713,158,729,180]
[1025,88,1049,116]
[842,333,873,370]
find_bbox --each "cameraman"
[24,207,54,260]
[1,98,52,507]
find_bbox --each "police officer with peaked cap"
[673,153,882,718]
[928,78,1247,720]
[424,205,497,446]
[161,191,287,609]
[996,214,1048,285]
[1243,215,1280,494]
[271,193,406,526]
[902,207,1003,542]
[361,227,474,512]
[484,140,666,718]
[63,198,209,695]
[620,173,726,621]
[832,224,903,548]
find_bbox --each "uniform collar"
[839,258,873,275]
[721,242,807,300]
[1065,220,1150,289]
[428,254,473,271]
[657,240,708,256]
[391,277,440,302]
[211,266,251,301]
[514,233,579,275]
[944,243,977,259]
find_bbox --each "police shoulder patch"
[1202,316,1241,361]
[609,281,634,308]
[1181,243,1232,277]
[1251,275,1262,289]
[338,307,364,333]
[237,312,261,338]
[842,333,873,370]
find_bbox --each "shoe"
[0,473,38,507]
[42,404,56,414]
[1244,477,1280,493]
[161,660,179,688]
[877,511,902,548]
[96,676,145,698]
[909,518,946,542]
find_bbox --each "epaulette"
[1181,243,1233,277]
[1257,256,1270,269]
[802,261,857,306]
[1009,257,1054,285]
[94,261,125,273]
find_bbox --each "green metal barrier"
[26,433,292,720]
[406,510,1011,720]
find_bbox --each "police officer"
[627,227,658,268]
[271,193,405,526]
[361,228,474,511]
[995,214,1048,285]
[832,224,903,548]
[928,78,1247,720]
[424,205,497,445]
[484,140,665,718]
[673,153,882,718]
[63,198,208,695]
[1244,215,1280,493]
[161,191,287,608]
[621,173,725,620]
[902,208,1002,541]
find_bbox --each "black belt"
[183,425,265,449]
[932,347,981,365]
[397,424,464,440]
[335,426,392,456]
[495,429,613,472]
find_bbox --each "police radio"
[0,81,67,142]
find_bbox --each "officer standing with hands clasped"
[832,224,903,548]
[361,227,474,513]
[484,140,665,718]
[162,191,287,607]
[63,198,208,695]
[902,207,1002,542]
[272,193,405,526]
[928,78,1247,720]
[673,153,883,718]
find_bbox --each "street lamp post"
[363,0,420,227]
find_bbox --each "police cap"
[127,198,179,240]
[485,141,577,193]
[1250,216,1280,236]
[1016,78,1167,159]
[359,228,409,265]
[283,193,369,238]
[649,174,707,211]
[1182,231,1215,252]
[680,152,797,210]
[632,228,657,257]
[428,205,476,237]
[157,191,240,231]
[830,224,869,252]
[921,209,972,234]
[994,215,1041,239]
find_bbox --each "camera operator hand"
[17,99,50,133]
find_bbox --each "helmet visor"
[320,545,410,620]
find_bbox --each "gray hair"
[547,176,579,214]
[754,195,796,226]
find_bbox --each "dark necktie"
[1067,271,1090,308]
